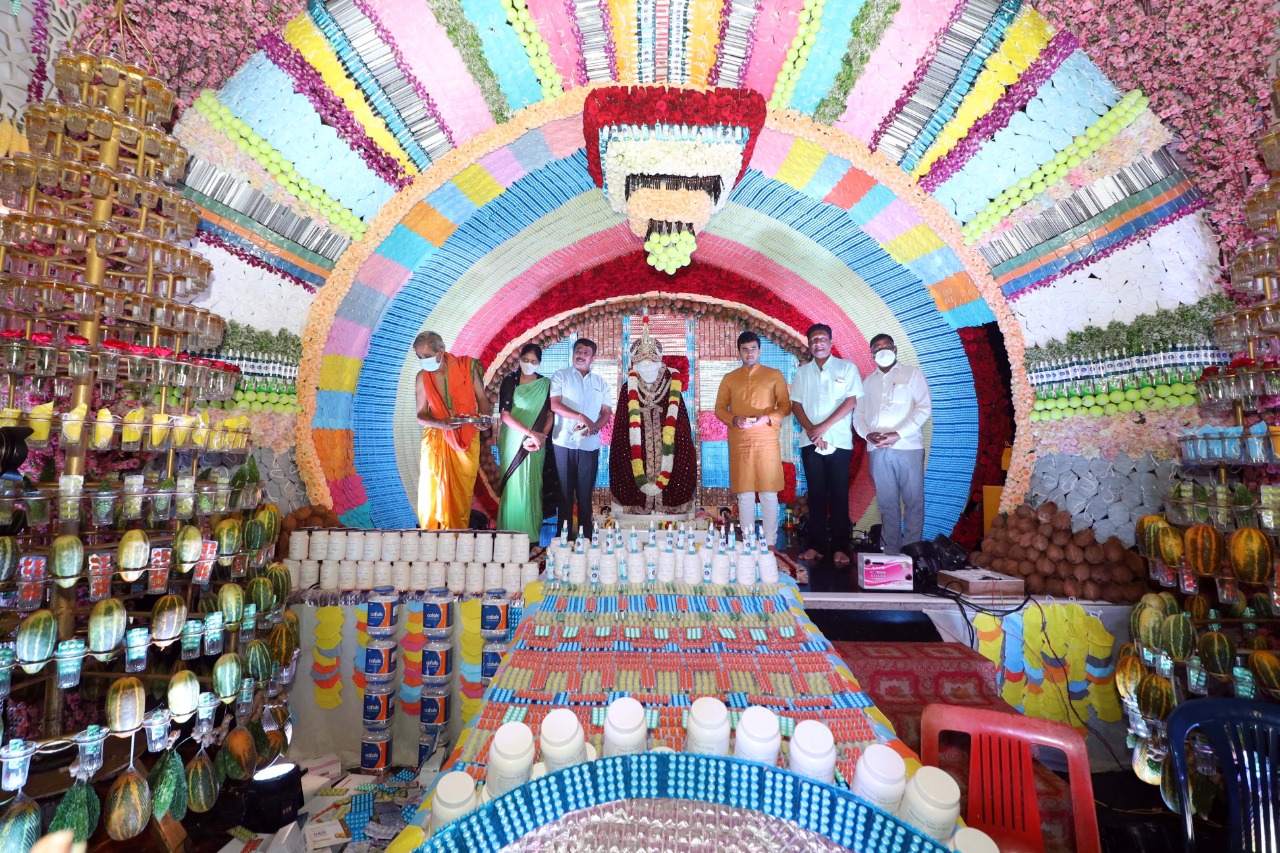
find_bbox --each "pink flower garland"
[259,32,412,190]
[919,30,1078,193]
[197,231,318,294]
[869,0,971,153]
[25,0,50,103]
[350,0,456,149]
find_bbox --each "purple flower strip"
[869,0,970,153]
[259,33,412,190]
[198,230,320,294]
[599,0,619,80]
[562,0,590,86]
[920,29,1078,193]
[1006,194,1206,302]
[707,0,735,86]
[26,0,50,103]
[350,0,456,149]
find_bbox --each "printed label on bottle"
[360,736,391,770]
[364,643,396,676]
[481,648,503,680]
[420,692,453,725]
[480,602,509,633]
[423,601,450,631]
[423,646,453,678]
[363,690,393,723]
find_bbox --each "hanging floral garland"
[627,365,683,495]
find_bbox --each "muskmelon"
[1135,515,1167,559]
[1183,594,1211,621]
[246,576,275,615]
[106,677,146,734]
[215,518,241,566]
[0,536,19,583]
[1199,631,1237,676]
[243,519,266,552]
[185,751,218,814]
[244,639,272,682]
[213,652,243,704]
[88,598,127,662]
[1132,740,1162,785]
[1158,524,1185,567]
[1183,525,1222,577]
[173,524,203,571]
[49,533,84,588]
[168,670,201,722]
[1115,655,1146,702]
[1160,613,1196,663]
[1136,673,1175,721]
[149,594,188,647]
[0,796,41,853]
[218,582,245,625]
[1229,526,1273,584]
[1135,606,1165,649]
[267,623,298,667]
[16,609,56,674]
[104,766,151,840]
[1250,649,1280,692]
[266,564,292,609]
[116,529,151,582]
[223,728,258,781]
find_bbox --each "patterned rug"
[774,551,810,585]
[834,642,1076,853]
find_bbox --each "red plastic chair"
[920,703,1100,853]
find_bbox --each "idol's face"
[807,331,832,361]
[739,341,761,367]
[572,343,596,371]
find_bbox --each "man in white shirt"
[853,333,932,555]
[549,338,613,542]
[790,324,863,567]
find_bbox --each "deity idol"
[608,319,697,517]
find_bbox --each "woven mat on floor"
[834,642,1076,853]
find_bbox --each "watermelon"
[1183,594,1211,621]
[244,639,272,682]
[1158,524,1185,567]
[48,779,99,853]
[223,728,258,781]
[1157,591,1179,616]
[149,594,188,646]
[168,669,201,722]
[1229,526,1273,584]
[219,582,245,625]
[215,519,241,566]
[1249,592,1274,618]
[117,529,151,582]
[104,766,151,840]
[1250,649,1280,692]
[213,652,243,703]
[1135,606,1165,649]
[1115,655,1146,702]
[281,609,300,642]
[1183,525,1223,577]
[88,598,127,661]
[243,519,266,552]
[1160,613,1196,663]
[1132,740,1162,785]
[1118,642,1138,661]
[0,796,41,853]
[1135,515,1167,559]
[267,623,298,667]
[266,564,292,608]
[16,609,56,674]
[174,524,203,571]
[185,751,218,814]
[1199,631,1237,676]
[106,676,146,733]
[49,533,84,588]
[1136,673,1174,721]
[246,577,276,615]
[256,504,281,544]
[0,536,19,583]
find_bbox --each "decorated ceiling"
[25,0,1259,536]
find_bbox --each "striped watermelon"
[185,751,218,814]
[218,582,244,625]
[0,796,41,853]
[215,519,241,566]
[106,677,146,733]
[1183,525,1223,577]
[244,639,272,682]
[1136,673,1174,721]
[1158,524,1185,567]
[150,594,188,646]
[1250,592,1274,618]
[1132,740,1162,785]
[243,519,266,552]
[267,564,292,608]
[104,766,151,840]
[117,529,151,582]
[223,728,258,781]
[1183,594,1211,621]
[256,504,281,544]
[174,524,203,571]
[213,653,243,704]
[49,533,84,588]
[1228,526,1273,584]
[267,623,299,667]
[281,609,300,642]
[88,598,126,661]
[1115,655,1146,701]
[246,577,276,615]
[1160,613,1196,662]
[0,536,18,583]
[16,609,56,674]
[168,670,200,722]
[1198,631,1237,676]
[1135,606,1165,649]
[1250,649,1280,692]
[1135,515,1168,559]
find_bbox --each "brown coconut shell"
[1084,544,1104,565]
[1027,574,1046,594]
[1046,543,1066,562]
[1064,543,1085,564]
[1051,510,1072,531]
[1072,529,1096,547]
[1102,537,1127,564]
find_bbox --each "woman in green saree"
[497,343,551,541]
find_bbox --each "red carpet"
[834,642,1076,853]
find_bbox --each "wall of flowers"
[9,0,1269,541]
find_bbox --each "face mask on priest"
[634,359,663,384]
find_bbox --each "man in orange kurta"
[714,332,791,546]
[414,331,491,529]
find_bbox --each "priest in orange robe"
[414,331,491,529]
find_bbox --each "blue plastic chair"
[1168,698,1280,853]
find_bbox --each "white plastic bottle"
[898,766,962,841]
[850,742,907,813]
[430,770,477,833]
[483,721,535,799]
[539,708,588,773]
[951,827,1000,853]
[789,719,836,783]
[602,696,647,757]
[732,705,781,765]
[685,697,731,756]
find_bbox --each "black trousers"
[801,445,852,553]
[553,444,599,541]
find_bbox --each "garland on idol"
[626,366,682,495]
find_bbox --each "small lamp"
[240,761,304,834]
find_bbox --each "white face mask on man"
[874,349,897,369]
[519,362,538,376]
[419,356,441,372]
[634,360,662,384]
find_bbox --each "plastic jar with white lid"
[431,770,476,833]
[898,766,961,841]
[454,531,475,562]
[325,530,346,561]
[850,742,907,813]
[400,530,421,562]
[345,530,365,561]
[485,721,535,798]
[539,708,588,773]
[436,532,456,562]
[950,827,1000,853]
[732,705,781,765]
[307,529,329,561]
[685,696,731,757]
[602,696,647,757]
[510,534,530,563]
[473,533,493,563]
[419,531,439,562]
[789,719,836,783]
